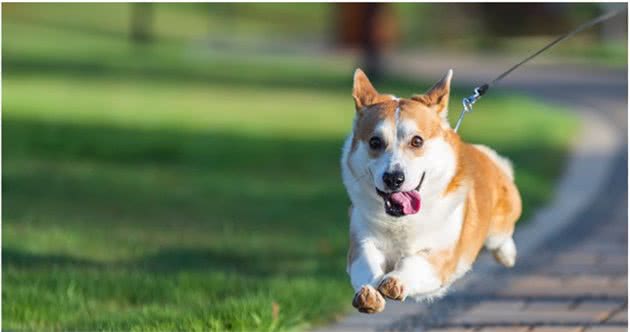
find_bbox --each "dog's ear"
[352,68,379,112]
[412,69,453,123]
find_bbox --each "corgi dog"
[341,69,522,314]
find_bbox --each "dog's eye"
[411,135,424,148]
[369,136,383,150]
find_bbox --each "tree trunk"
[335,3,398,82]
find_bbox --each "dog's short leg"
[486,235,517,267]
[378,255,441,301]
[349,241,386,313]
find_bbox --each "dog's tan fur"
[345,69,521,312]
[428,135,522,282]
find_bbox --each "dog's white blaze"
[370,120,398,190]
[392,118,424,192]
[376,119,396,145]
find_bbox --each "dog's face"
[348,69,456,217]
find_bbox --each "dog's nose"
[383,171,405,190]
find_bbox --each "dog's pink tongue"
[390,191,421,215]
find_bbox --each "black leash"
[453,7,626,132]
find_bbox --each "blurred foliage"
[3,3,331,43]
[2,4,581,331]
[4,2,625,65]
[393,3,626,66]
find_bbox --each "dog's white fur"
[342,69,521,313]
[342,109,471,301]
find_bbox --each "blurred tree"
[479,3,571,37]
[335,3,398,82]
[130,3,153,44]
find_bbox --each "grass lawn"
[3,4,579,331]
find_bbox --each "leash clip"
[454,86,484,133]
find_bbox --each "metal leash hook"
[448,7,625,133]
[453,84,487,133]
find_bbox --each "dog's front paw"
[352,285,385,314]
[378,276,406,301]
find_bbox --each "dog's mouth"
[376,172,426,217]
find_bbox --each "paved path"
[319,53,627,332]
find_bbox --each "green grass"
[3,4,579,331]
[3,3,330,42]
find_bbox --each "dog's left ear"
[412,69,453,124]
[352,68,379,112]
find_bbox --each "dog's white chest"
[371,199,465,261]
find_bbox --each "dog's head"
[347,69,458,217]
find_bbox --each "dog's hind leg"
[485,205,519,268]
[485,234,516,268]
[485,179,521,268]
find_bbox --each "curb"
[313,105,622,332]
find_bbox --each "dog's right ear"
[352,68,379,112]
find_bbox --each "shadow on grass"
[4,245,343,279]
[4,115,347,226]
[4,248,102,269]
[4,115,344,172]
